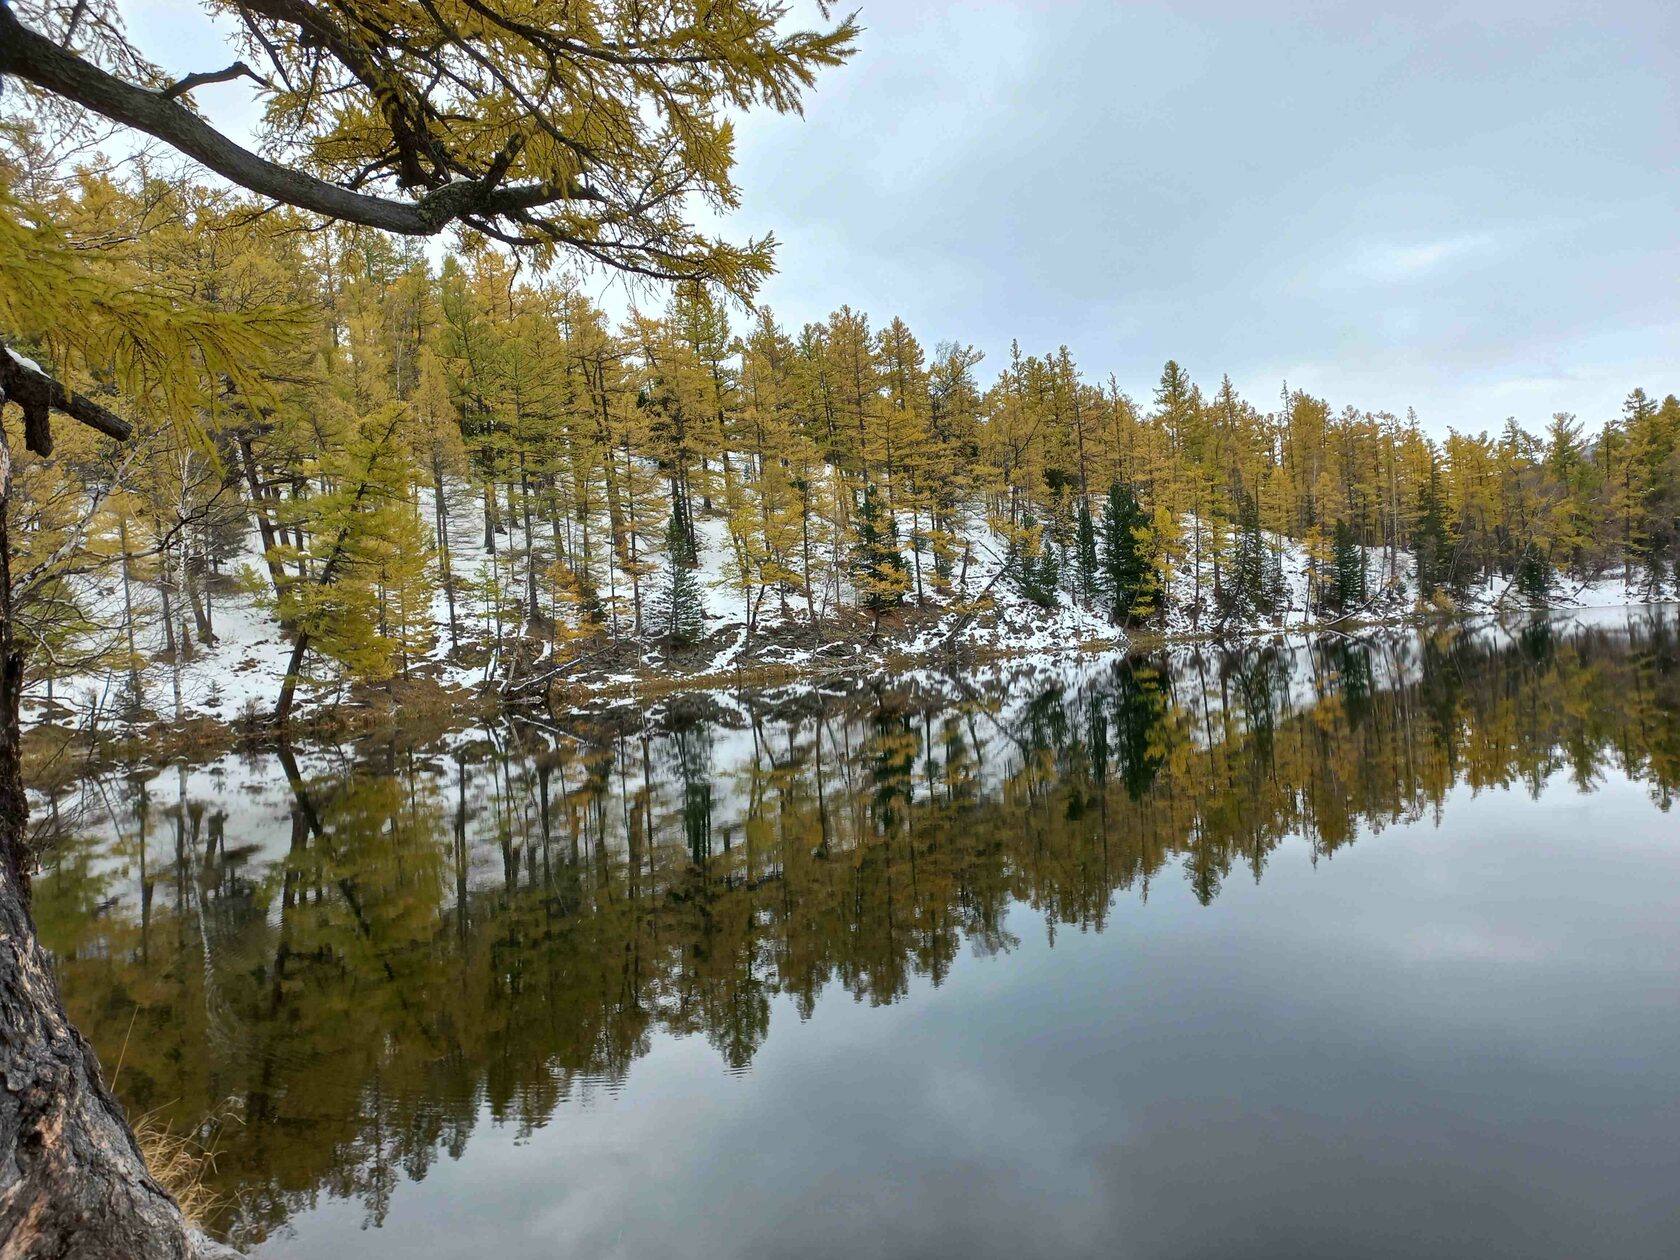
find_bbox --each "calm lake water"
[34,610,1680,1259]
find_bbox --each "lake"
[33,610,1680,1260]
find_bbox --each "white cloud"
[1341,234,1496,285]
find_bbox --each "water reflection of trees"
[34,613,1679,1248]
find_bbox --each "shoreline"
[21,597,1674,792]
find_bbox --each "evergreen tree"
[852,483,909,616]
[1075,499,1099,602]
[1516,546,1552,603]
[649,508,705,645]
[1225,490,1272,620]
[1622,388,1680,587]
[1098,482,1150,625]
[1415,463,1456,600]
[273,410,420,711]
[1329,519,1366,614]
[1009,515,1061,608]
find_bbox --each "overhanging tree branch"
[0,4,594,235]
[1,343,133,455]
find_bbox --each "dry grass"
[133,1109,232,1228]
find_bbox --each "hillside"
[23,491,1671,738]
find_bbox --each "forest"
[6,170,1680,722]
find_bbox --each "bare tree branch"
[0,343,133,454]
[160,61,264,100]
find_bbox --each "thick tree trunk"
[0,841,201,1259]
[0,466,229,1258]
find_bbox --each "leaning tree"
[0,2,855,1254]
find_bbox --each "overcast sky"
[124,0,1679,434]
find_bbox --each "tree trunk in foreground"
[0,453,227,1258]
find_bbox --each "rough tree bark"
[0,405,235,1256]
[0,834,205,1258]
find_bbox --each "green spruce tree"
[650,507,704,645]
[1075,499,1099,602]
[1329,519,1366,614]
[1224,490,1271,620]
[1415,464,1456,600]
[1009,516,1062,608]
[1516,545,1552,604]
[853,482,910,615]
[1098,482,1150,625]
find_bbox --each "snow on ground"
[1459,567,1676,611]
[24,523,299,730]
[22,485,1678,738]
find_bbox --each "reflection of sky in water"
[262,774,1680,1260]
